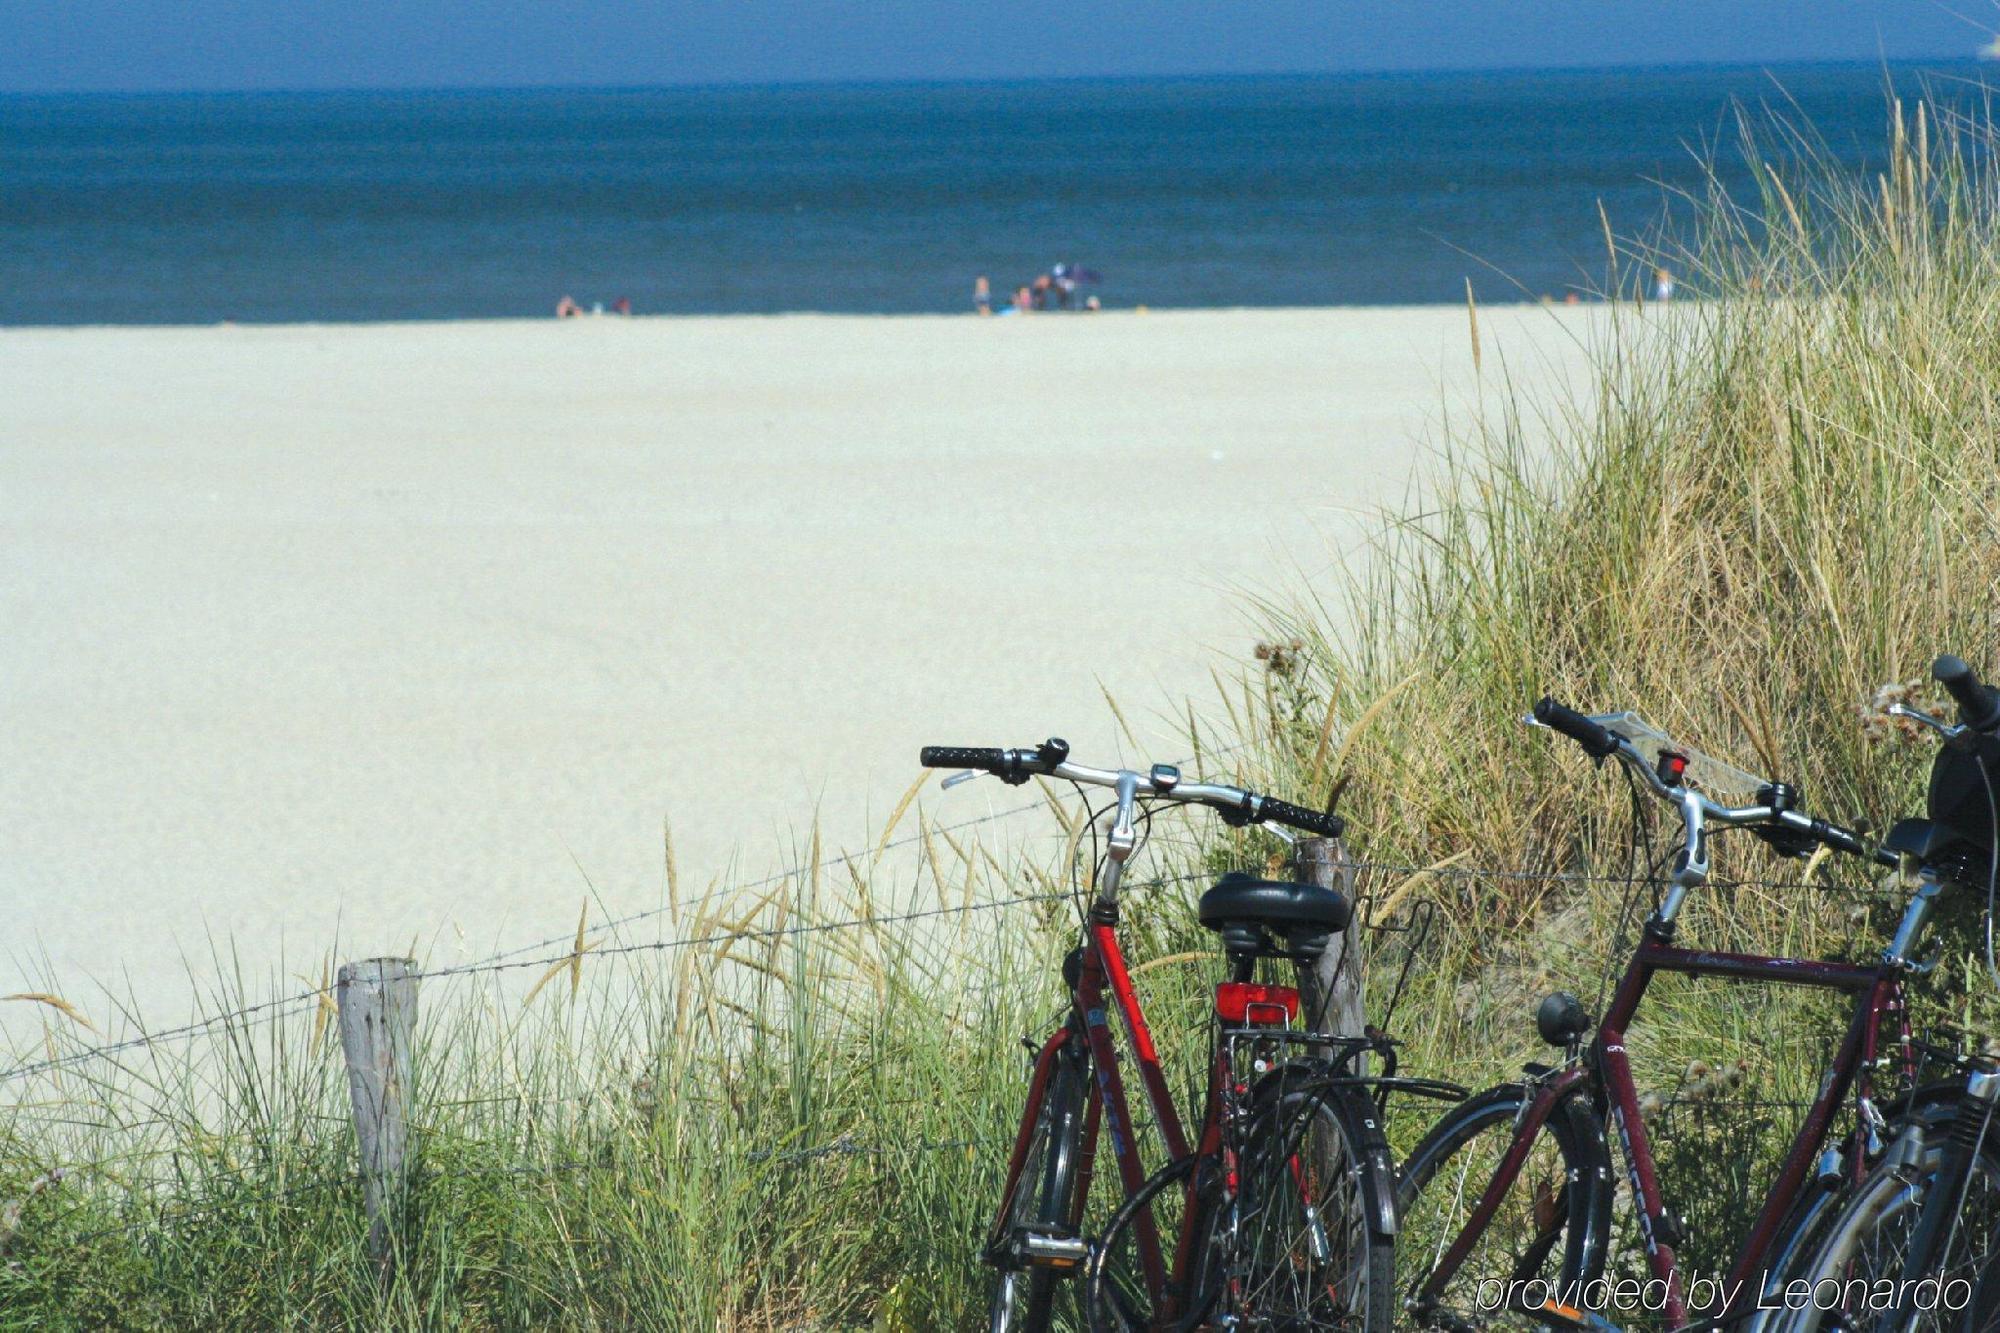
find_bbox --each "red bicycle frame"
[992,904,1192,1296]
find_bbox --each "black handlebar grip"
[1532,697,1620,759]
[1933,655,2000,732]
[1807,818,1868,860]
[919,746,1006,771]
[1257,797,1346,840]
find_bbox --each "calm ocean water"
[0,62,1982,324]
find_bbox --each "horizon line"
[0,51,1983,100]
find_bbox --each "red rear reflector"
[1215,982,1299,1025]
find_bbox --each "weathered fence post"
[337,956,419,1283]
[1295,837,1366,1052]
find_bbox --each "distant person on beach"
[556,295,583,318]
[1031,273,1053,310]
[613,296,632,315]
[1654,267,1676,302]
[1052,263,1076,309]
[1013,285,1033,314]
[974,275,992,316]
[1084,294,1101,312]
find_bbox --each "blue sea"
[0,62,1983,324]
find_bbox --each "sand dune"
[0,306,1597,1039]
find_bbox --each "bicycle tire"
[1970,1248,2000,1333]
[1234,1072,1398,1330]
[1084,1149,1207,1333]
[1394,1081,1613,1331]
[989,1045,1088,1333]
[1777,1102,2000,1333]
[1085,1076,1394,1331]
[1737,1083,1974,1325]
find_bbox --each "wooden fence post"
[337,956,419,1283]
[1295,837,1366,1052]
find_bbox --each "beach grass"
[6,94,2000,1327]
[1224,89,2000,1281]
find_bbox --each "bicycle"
[921,738,1455,1331]
[1395,698,1906,1331]
[1777,654,2000,1333]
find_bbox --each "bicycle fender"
[1250,1059,1401,1239]
[1350,1091,1402,1240]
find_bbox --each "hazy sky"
[1,1,1991,93]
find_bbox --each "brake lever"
[1887,702,1967,743]
[1748,823,1818,859]
[941,769,985,790]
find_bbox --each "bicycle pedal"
[1018,1229,1089,1270]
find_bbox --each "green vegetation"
[5,96,1999,1326]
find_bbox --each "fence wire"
[3,850,1919,1265]
[0,852,1893,1088]
[0,790,1071,1085]
[0,742,1272,1087]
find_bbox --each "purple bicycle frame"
[1418,920,1906,1328]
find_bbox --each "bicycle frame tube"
[1593,928,1888,1324]
[989,1028,1074,1248]
[1416,925,1893,1327]
[1412,1063,1595,1310]
[1092,920,1193,1161]
[1079,917,1194,1299]
[1069,1079,1104,1233]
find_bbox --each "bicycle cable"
[1058,782,1170,933]
[1593,762,1664,1023]
[1064,781,1105,932]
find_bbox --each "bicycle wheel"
[1970,1249,2000,1333]
[1230,1075,1396,1330]
[1086,1150,1218,1333]
[989,1046,1088,1333]
[1742,1084,1973,1322]
[1780,1104,2000,1333]
[1395,1082,1613,1331]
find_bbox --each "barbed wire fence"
[0,853,1884,1089]
[0,737,1272,1087]
[1,825,1907,1260]
[0,854,1897,1096]
[0,806,1034,1086]
[0,740,1246,1088]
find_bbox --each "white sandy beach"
[0,306,1597,1041]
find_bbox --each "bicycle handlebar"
[918,739,1345,839]
[1252,796,1347,840]
[918,745,1013,773]
[1533,696,1891,872]
[1532,697,1620,758]
[1787,812,1875,862]
[1934,654,2000,733]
